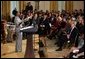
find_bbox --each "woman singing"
[13,9,23,52]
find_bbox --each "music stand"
[20,26,37,58]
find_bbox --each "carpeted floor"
[1,34,70,58]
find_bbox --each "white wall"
[10,1,19,17]
[25,1,35,11]
[39,1,50,12]
[58,1,65,12]
[44,1,50,12]
[73,1,84,10]
[39,1,45,12]
[10,1,84,17]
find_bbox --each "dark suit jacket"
[42,18,50,30]
[38,18,50,35]
[25,5,33,12]
[78,45,84,53]
[76,22,84,34]
[69,27,79,43]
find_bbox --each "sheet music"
[49,23,51,27]
[73,49,79,53]
[7,24,15,27]
[20,26,34,31]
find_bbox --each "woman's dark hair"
[12,9,18,16]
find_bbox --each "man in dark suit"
[55,20,67,51]
[39,13,50,36]
[64,32,84,58]
[67,19,79,47]
[25,2,33,13]
[37,13,44,36]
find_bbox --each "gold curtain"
[2,1,10,21]
[50,1,58,12]
[65,1,73,11]
[19,1,26,12]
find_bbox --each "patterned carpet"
[1,34,70,58]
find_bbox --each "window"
[10,1,19,17]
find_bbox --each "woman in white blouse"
[13,10,23,52]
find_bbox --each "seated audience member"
[41,13,50,36]
[38,13,49,46]
[24,11,33,26]
[1,16,8,44]
[67,19,79,47]
[73,9,79,19]
[79,9,83,16]
[37,12,43,36]
[32,13,38,25]
[76,16,84,34]
[64,31,84,58]
[55,19,67,51]
[47,14,61,40]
